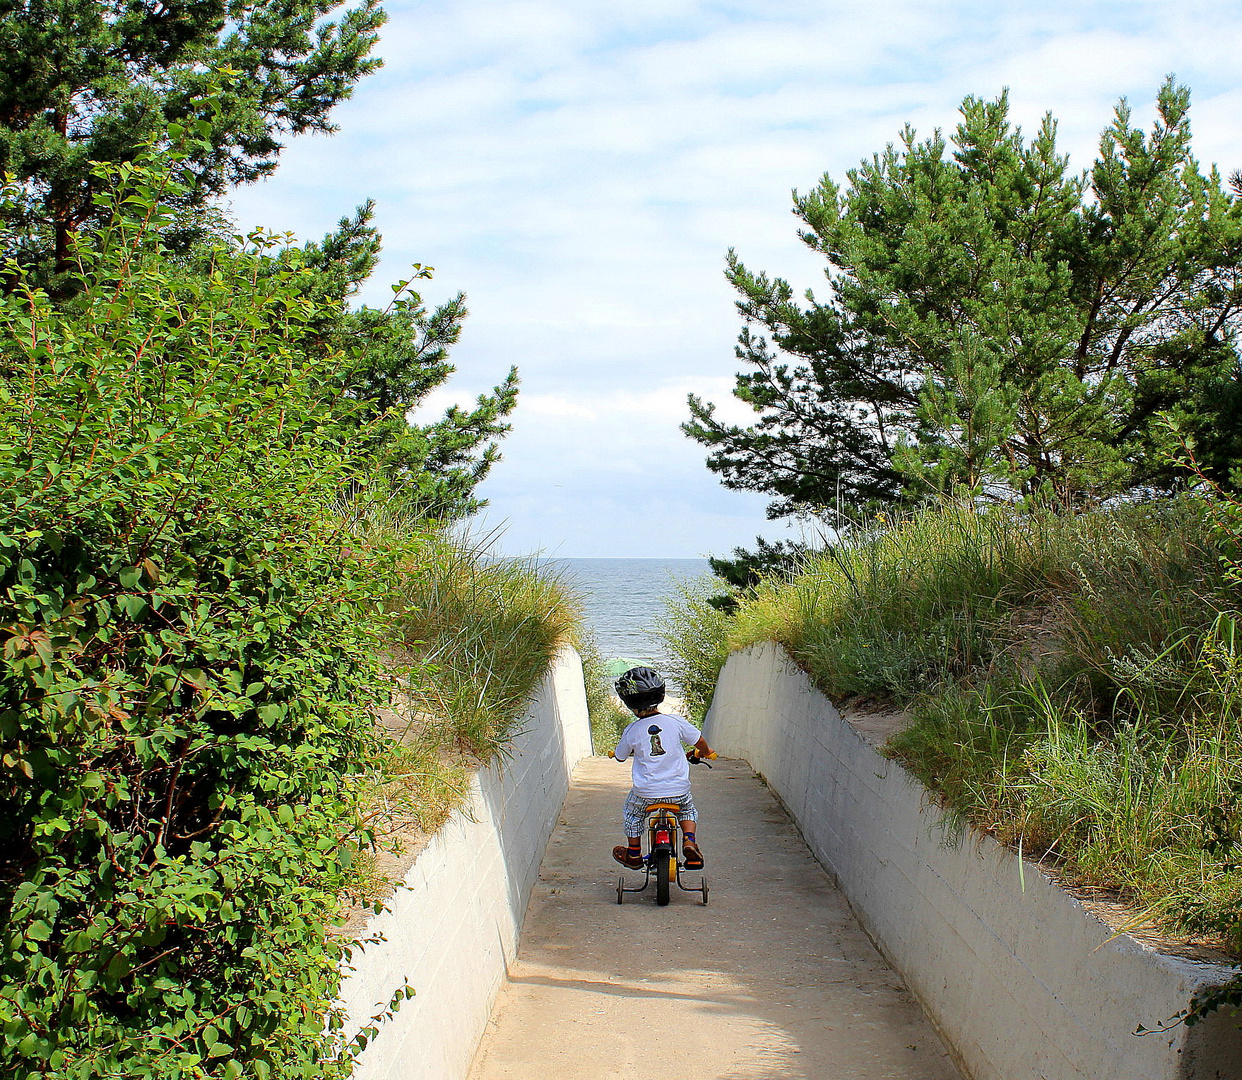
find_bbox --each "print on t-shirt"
[648,725,666,756]
[614,711,700,797]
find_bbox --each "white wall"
[703,643,1242,1080]
[339,645,593,1080]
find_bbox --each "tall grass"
[661,497,1242,949]
[390,533,581,758]
[576,635,634,754]
[893,647,1242,948]
[331,508,585,898]
[722,500,1231,702]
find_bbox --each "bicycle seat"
[644,802,684,813]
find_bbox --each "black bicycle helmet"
[614,666,665,712]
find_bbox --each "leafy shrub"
[0,147,407,1077]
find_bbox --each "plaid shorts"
[623,789,697,837]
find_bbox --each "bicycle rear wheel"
[655,851,671,905]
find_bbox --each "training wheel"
[616,876,624,904]
[701,877,709,905]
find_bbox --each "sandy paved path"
[468,756,960,1080]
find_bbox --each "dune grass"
[386,532,626,760]
[389,533,581,759]
[327,509,586,897]
[662,497,1242,950]
[573,634,635,754]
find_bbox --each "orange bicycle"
[614,751,714,906]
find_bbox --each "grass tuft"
[389,531,581,759]
[657,577,736,723]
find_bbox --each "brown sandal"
[613,846,644,870]
[682,840,704,870]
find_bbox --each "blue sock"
[683,830,696,844]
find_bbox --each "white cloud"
[522,394,599,420]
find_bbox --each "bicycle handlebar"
[610,748,716,766]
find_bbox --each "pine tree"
[685,80,1242,518]
[296,201,519,520]
[0,0,384,276]
[1,3,521,519]
[0,4,520,521]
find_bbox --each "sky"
[226,0,1242,558]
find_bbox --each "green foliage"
[1,11,519,520]
[0,0,385,278]
[575,635,631,755]
[657,578,736,723]
[327,507,584,908]
[1185,968,1242,1029]
[1187,359,1242,492]
[0,148,412,1078]
[730,502,1054,697]
[704,536,807,614]
[892,650,1242,955]
[686,80,1242,516]
[389,536,580,760]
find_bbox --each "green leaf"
[117,594,148,619]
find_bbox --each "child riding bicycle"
[610,666,713,871]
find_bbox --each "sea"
[547,558,712,671]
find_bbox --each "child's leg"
[613,790,648,868]
[675,791,699,836]
[676,792,704,868]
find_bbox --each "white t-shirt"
[613,711,702,797]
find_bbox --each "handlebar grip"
[608,750,615,758]
[707,752,717,760]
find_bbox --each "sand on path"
[468,756,961,1080]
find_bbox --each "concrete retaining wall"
[339,645,593,1080]
[703,643,1242,1080]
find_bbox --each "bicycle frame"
[616,802,708,906]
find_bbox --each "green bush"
[0,148,408,1078]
